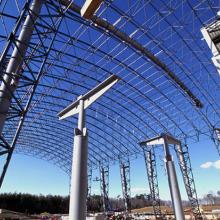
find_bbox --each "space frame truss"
[119,157,131,213]
[143,146,162,219]
[0,0,219,188]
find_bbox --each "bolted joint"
[10,73,19,89]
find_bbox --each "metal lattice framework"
[143,146,162,219]
[175,144,202,219]
[119,157,131,213]
[0,0,219,187]
[99,164,110,214]
[87,167,92,198]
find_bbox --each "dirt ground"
[132,204,220,214]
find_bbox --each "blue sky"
[0,135,219,200]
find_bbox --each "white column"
[69,100,88,220]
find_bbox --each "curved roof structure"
[0,0,220,175]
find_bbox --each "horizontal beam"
[140,133,180,146]
[141,137,165,146]
[164,133,181,145]
[58,74,120,119]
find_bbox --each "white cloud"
[200,162,213,169]
[200,160,220,169]
[213,160,220,169]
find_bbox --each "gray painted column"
[164,140,185,220]
[69,100,88,220]
[0,0,44,134]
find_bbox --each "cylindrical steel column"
[0,0,44,134]
[69,100,88,220]
[164,140,185,220]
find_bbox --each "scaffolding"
[175,144,202,219]
[119,158,131,213]
[100,165,110,215]
[143,146,162,219]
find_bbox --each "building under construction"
[0,0,220,219]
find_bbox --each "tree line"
[0,193,154,214]
[0,192,219,215]
[0,193,69,214]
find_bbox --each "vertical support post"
[163,139,185,220]
[87,167,92,212]
[143,147,162,219]
[120,158,131,213]
[69,100,88,220]
[87,167,92,198]
[100,165,110,216]
[175,144,202,219]
[0,0,44,134]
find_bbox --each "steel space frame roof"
[0,0,220,175]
